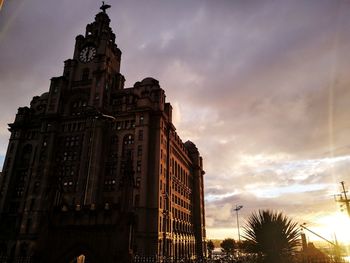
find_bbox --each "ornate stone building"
[0,4,206,263]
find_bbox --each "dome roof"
[141,77,159,86]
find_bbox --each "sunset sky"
[1,0,350,245]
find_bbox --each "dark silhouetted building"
[0,5,206,263]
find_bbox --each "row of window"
[110,136,142,154]
[173,220,194,234]
[62,135,81,147]
[122,131,143,144]
[58,165,76,177]
[172,194,192,211]
[11,130,38,140]
[61,122,85,132]
[104,178,117,191]
[114,120,136,130]
[72,100,87,109]
[112,95,136,106]
[172,182,191,200]
[158,216,193,234]
[171,158,191,187]
[58,151,79,162]
[172,207,192,223]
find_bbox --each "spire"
[100,1,111,13]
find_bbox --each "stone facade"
[0,6,206,263]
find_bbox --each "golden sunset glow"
[310,212,350,245]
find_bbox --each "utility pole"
[300,224,343,263]
[334,181,350,218]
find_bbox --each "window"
[137,145,142,156]
[136,177,141,188]
[82,68,89,80]
[111,135,118,145]
[138,130,143,141]
[14,171,27,197]
[71,100,87,115]
[139,115,144,125]
[104,178,117,191]
[124,134,134,145]
[135,194,140,207]
[137,160,141,172]
[116,121,122,130]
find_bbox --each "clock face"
[79,46,97,63]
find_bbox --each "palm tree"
[243,210,300,263]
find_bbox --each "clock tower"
[0,3,207,263]
[59,5,124,112]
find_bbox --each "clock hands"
[86,47,90,60]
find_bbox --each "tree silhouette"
[220,238,235,256]
[243,210,300,263]
[207,240,215,258]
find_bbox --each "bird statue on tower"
[100,1,111,13]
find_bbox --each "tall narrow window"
[137,145,142,156]
[82,68,89,80]
[139,115,144,125]
[138,130,143,141]
[137,160,141,172]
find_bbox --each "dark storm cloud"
[1,0,350,239]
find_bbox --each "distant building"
[0,5,206,263]
[301,234,332,263]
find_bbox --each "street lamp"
[233,205,243,243]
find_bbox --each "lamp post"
[81,105,135,260]
[233,205,243,243]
